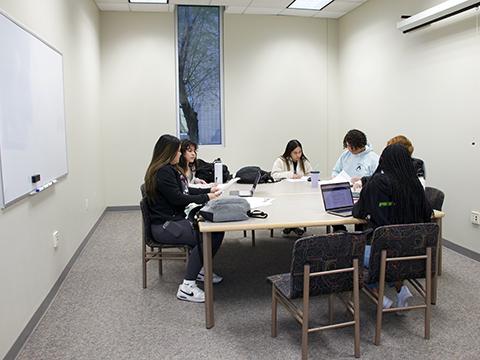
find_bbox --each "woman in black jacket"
[144,134,224,303]
[353,144,432,309]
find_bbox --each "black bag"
[196,159,232,184]
[236,166,274,184]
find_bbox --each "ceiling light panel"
[288,0,334,11]
[129,0,168,3]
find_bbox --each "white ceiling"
[95,0,368,19]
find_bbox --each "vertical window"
[176,6,223,145]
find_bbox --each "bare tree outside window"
[177,6,222,145]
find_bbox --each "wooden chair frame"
[142,237,189,289]
[140,196,190,288]
[362,247,433,345]
[271,259,361,360]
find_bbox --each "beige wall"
[0,0,103,358]
[2,0,479,357]
[338,0,480,252]
[100,12,339,205]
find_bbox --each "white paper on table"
[286,176,309,183]
[319,171,352,186]
[217,177,240,192]
[189,177,240,191]
[333,170,351,183]
[189,183,212,189]
[246,197,274,209]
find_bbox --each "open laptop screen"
[251,171,261,191]
[321,182,354,211]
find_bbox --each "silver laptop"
[238,171,261,197]
[321,182,354,217]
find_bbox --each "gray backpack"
[199,197,251,222]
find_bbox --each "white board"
[0,11,68,208]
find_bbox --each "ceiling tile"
[96,2,130,11]
[224,6,247,14]
[94,0,369,16]
[170,0,211,5]
[249,0,292,9]
[210,0,251,5]
[244,7,282,15]
[128,3,170,11]
[313,10,344,18]
[280,8,318,17]
[97,0,128,3]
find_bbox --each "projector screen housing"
[397,0,480,33]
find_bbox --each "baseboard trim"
[3,209,107,360]
[105,205,139,211]
[443,239,480,262]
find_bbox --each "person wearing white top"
[271,139,313,237]
[271,139,313,181]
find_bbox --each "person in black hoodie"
[144,134,224,303]
[353,144,432,309]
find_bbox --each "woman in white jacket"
[272,139,313,237]
[271,139,312,181]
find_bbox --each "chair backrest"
[289,232,367,299]
[366,223,439,284]
[425,187,445,211]
[140,183,146,198]
[140,197,158,247]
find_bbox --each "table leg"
[437,218,443,276]
[203,232,214,328]
[432,218,442,304]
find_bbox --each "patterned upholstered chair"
[268,232,367,360]
[362,223,439,345]
[140,197,189,288]
[425,187,445,276]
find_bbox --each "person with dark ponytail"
[144,134,224,303]
[353,144,433,309]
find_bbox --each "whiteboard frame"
[0,9,68,209]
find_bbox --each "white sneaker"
[176,282,205,303]
[196,268,223,284]
[383,296,393,309]
[396,285,413,308]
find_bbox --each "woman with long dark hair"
[271,139,312,181]
[178,139,207,185]
[353,144,432,308]
[144,134,224,303]
[272,139,312,236]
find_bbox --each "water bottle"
[310,171,320,188]
[214,161,223,184]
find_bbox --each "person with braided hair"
[353,143,433,309]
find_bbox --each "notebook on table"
[320,182,354,217]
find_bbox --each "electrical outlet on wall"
[471,211,480,225]
[52,230,60,248]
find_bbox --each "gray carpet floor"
[16,211,480,359]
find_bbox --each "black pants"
[151,219,224,281]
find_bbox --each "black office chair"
[425,187,444,211]
[140,196,189,288]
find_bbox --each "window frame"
[174,5,225,147]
